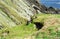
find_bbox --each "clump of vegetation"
[0,23,37,39]
[32,14,60,39]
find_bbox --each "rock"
[46,7,57,14]
[41,6,60,14]
[0,0,41,27]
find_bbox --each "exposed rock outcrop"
[40,5,60,14]
[0,0,42,27]
[0,0,60,27]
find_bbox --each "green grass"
[33,14,60,22]
[32,14,60,39]
[0,14,60,39]
[35,25,60,39]
[0,23,37,39]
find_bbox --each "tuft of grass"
[0,14,60,39]
[0,23,37,39]
[32,14,60,39]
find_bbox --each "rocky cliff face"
[0,0,60,27]
[0,0,41,27]
[39,5,60,14]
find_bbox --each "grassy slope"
[0,23,36,39]
[0,0,60,39]
[33,14,60,39]
[0,14,60,39]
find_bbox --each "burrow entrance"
[34,22,44,30]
